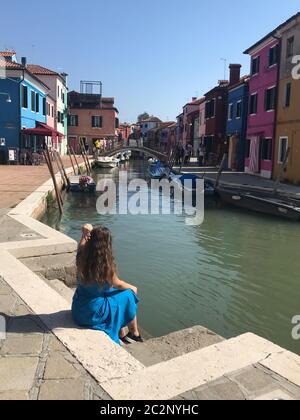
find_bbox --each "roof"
[0,51,16,57]
[27,64,60,76]
[184,97,205,107]
[244,12,300,54]
[0,59,23,70]
[139,117,162,123]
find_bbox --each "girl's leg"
[119,327,127,339]
[128,317,140,336]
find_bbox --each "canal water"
[43,160,300,355]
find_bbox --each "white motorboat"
[96,156,119,168]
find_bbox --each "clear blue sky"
[1,0,299,122]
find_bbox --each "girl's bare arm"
[112,274,138,295]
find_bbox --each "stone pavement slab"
[0,276,111,400]
[0,156,87,210]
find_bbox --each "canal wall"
[1,162,300,399]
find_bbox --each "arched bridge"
[99,144,169,162]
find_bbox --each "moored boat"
[69,176,96,193]
[217,187,300,221]
[169,173,215,197]
[96,157,119,168]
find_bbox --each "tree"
[137,112,150,122]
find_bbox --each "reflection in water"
[42,160,300,355]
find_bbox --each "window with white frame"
[92,116,102,128]
[236,101,242,119]
[278,137,288,163]
[228,103,234,120]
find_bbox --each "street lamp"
[0,92,11,103]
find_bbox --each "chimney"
[21,57,27,67]
[229,64,241,86]
[192,97,197,102]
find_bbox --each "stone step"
[105,333,294,400]
[125,326,224,367]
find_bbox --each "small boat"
[148,161,168,179]
[69,176,96,193]
[96,157,119,168]
[117,153,126,162]
[217,187,300,221]
[169,173,215,197]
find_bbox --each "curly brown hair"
[77,226,116,287]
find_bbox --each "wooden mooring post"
[56,151,70,189]
[80,139,92,173]
[79,141,90,175]
[70,146,82,175]
[215,153,227,189]
[67,145,76,175]
[43,148,64,215]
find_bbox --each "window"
[265,87,276,111]
[115,118,119,129]
[69,115,78,127]
[42,98,46,116]
[51,106,54,118]
[236,101,242,119]
[31,91,36,112]
[228,103,234,120]
[249,93,258,115]
[246,139,251,158]
[62,92,65,104]
[287,37,294,58]
[261,138,272,160]
[284,82,291,108]
[22,85,28,108]
[92,116,102,128]
[205,99,215,118]
[35,93,40,113]
[278,137,288,163]
[268,45,279,67]
[57,86,60,98]
[251,56,260,75]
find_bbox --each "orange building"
[274,13,300,183]
[68,90,119,153]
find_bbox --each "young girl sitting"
[72,224,143,344]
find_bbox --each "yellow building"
[274,13,300,184]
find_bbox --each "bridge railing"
[95,139,169,159]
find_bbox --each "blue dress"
[72,280,139,345]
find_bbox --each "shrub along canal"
[42,160,300,355]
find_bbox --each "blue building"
[0,52,49,164]
[226,74,249,172]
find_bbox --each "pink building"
[199,98,206,145]
[244,34,280,178]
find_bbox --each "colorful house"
[244,30,280,178]
[27,65,68,155]
[67,90,119,153]
[0,52,57,164]
[199,99,206,149]
[274,13,300,183]
[138,117,162,141]
[204,80,228,165]
[182,98,201,152]
[226,65,249,171]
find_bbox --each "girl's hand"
[82,224,93,241]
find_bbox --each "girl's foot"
[126,332,144,343]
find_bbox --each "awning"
[22,122,63,139]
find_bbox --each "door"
[249,136,260,173]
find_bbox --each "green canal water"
[43,160,300,355]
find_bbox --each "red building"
[204,80,229,164]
